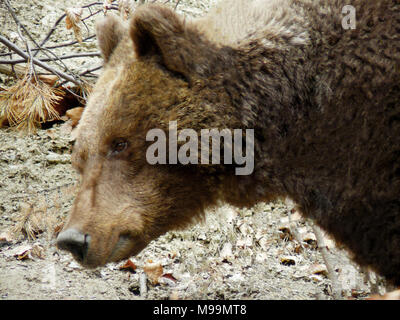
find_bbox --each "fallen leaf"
[65,107,84,127]
[31,244,45,259]
[143,262,163,285]
[301,232,317,248]
[351,289,367,298]
[162,273,178,282]
[65,8,83,43]
[280,255,296,266]
[12,244,45,260]
[278,225,293,241]
[5,244,32,259]
[53,223,63,236]
[39,75,58,87]
[294,243,303,253]
[308,264,328,276]
[309,274,324,283]
[17,250,30,260]
[65,8,83,28]
[119,259,137,273]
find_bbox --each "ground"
[0,0,389,300]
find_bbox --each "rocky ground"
[0,0,390,300]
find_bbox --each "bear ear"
[130,4,206,81]
[96,13,127,63]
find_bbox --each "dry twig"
[0,35,80,86]
[312,223,343,299]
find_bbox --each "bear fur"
[57,0,400,284]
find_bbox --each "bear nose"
[56,228,90,263]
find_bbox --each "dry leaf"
[280,255,296,266]
[300,231,317,248]
[30,244,45,259]
[278,224,293,241]
[309,274,324,283]
[17,250,30,260]
[5,244,32,259]
[162,273,177,282]
[65,7,83,29]
[308,263,328,276]
[143,262,163,285]
[65,107,84,127]
[65,8,83,43]
[39,75,59,87]
[159,273,178,286]
[53,223,63,236]
[119,259,137,273]
[294,243,303,253]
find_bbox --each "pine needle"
[0,73,64,133]
[12,202,45,241]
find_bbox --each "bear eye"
[110,138,128,155]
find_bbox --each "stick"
[174,0,182,10]
[0,35,97,58]
[312,223,343,299]
[0,52,101,65]
[0,35,81,86]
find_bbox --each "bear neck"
[212,41,316,206]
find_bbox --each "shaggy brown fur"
[57,0,400,285]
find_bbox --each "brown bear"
[56,0,400,285]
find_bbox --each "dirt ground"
[0,0,390,300]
